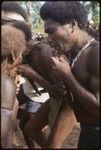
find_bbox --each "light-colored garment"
[19,76,49,103]
[19,76,63,128]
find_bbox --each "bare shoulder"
[87,40,100,77]
[89,40,99,51]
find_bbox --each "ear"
[70,20,79,33]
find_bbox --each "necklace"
[70,38,95,104]
[71,38,95,68]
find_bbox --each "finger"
[16,87,20,95]
[16,84,20,89]
[51,57,59,64]
[59,56,66,62]
[15,75,19,84]
[55,56,59,61]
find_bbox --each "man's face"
[44,19,75,50]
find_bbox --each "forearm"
[28,79,41,95]
[8,58,22,70]
[24,69,66,98]
[17,64,66,97]
[63,72,99,118]
[26,69,51,91]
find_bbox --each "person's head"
[1,1,32,29]
[2,1,29,23]
[40,1,93,50]
[1,1,32,61]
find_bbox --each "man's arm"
[17,64,66,98]
[52,46,100,120]
[64,46,99,119]
[63,71,99,119]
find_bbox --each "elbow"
[95,109,100,121]
[95,101,100,120]
[92,105,100,121]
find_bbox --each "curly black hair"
[40,1,88,29]
[2,1,29,22]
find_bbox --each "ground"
[13,120,80,149]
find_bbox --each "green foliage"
[33,26,44,34]
[19,1,44,30]
[19,1,100,32]
[81,1,100,29]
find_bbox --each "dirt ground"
[14,120,80,149]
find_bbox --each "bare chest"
[70,49,97,122]
[71,50,90,88]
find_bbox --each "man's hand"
[51,56,71,76]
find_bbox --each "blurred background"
[18,1,100,34]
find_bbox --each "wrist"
[61,69,72,79]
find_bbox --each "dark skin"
[47,19,99,122]
[18,20,99,120]
[20,41,67,97]
[72,43,99,121]
[18,18,99,148]
[17,38,76,148]
[52,41,99,122]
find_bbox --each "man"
[17,1,99,149]
[40,1,100,149]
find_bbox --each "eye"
[45,27,56,34]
